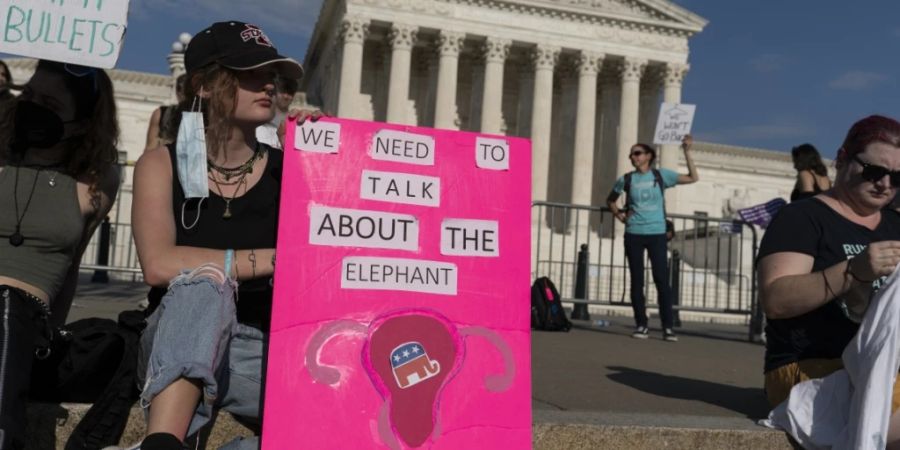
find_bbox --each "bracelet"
[224,249,235,279]
[845,259,876,283]
[269,252,276,287]
[821,270,837,300]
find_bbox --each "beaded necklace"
[207,143,265,181]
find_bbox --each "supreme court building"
[301,0,720,215]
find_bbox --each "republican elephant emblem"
[390,342,440,389]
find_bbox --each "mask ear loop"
[191,93,202,113]
[181,197,205,230]
[180,92,208,231]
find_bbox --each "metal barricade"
[80,219,144,280]
[78,164,145,281]
[532,201,761,340]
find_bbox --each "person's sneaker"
[663,328,679,342]
[631,326,649,339]
[102,445,140,450]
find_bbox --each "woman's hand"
[288,108,326,124]
[848,241,900,282]
[681,134,693,151]
[615,210,630,224]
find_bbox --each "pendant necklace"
[207,144,262,219]
[210,170,249,219]
[9,167,42,247]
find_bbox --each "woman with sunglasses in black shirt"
[758,115,900,445]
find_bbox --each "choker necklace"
[207,144,264,181]
[9,167,42,247]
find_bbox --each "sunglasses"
[629,150,647,157]
[852,154,900,186]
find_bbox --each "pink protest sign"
[261,118,532,449]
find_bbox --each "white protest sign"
[295,121,341,153]
[0,0,129,69]
[653,102,696,145]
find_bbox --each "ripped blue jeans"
[137,265,264,448]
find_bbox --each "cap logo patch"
[240,24,273,47]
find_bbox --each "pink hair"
[840,115,900,158]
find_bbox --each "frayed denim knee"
[137,264,237,436]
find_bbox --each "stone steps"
[25,403,792,449]
[25,403,252,450]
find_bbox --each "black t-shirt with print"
[758,198,900,372]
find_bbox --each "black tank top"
[790,177,825,202]
[147,143,282,330]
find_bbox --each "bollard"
[750,278,766,343]
[91,217,111,283]
[571,244,591,320]
[670,250,681,328]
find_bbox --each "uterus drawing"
[305,309,514,449]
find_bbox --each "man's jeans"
[624,233,674,329]
[138,265,264,449]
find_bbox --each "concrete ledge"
[27,404,793,450]
[533,410,793,449]
[534,423,793,449]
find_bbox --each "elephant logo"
[390,342,440,389]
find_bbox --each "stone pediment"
[346,0,707,36]
[533,0,707,30]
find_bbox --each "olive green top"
[0,166,84,299]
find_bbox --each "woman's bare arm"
[132,146,274,287]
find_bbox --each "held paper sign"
[264,118,532,449]
[653,102,696,145]
[0,0,130,69]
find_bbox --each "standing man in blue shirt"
[606,136,698,341]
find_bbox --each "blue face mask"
[176,97,209,229]
[176,105,209,199]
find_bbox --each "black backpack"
[30,310,145,449]
[530,277,572,332]
[624,169,675,241]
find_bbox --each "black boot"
[0,287,48,450]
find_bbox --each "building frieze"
[351,0,704,44]
[687,142,811,178]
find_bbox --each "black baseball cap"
[185,21,303,79]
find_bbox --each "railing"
[79,218,144,282]
[532,201,763,341]
[78,199,766,340]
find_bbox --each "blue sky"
[677,0,900,156]
[64,1,900,155]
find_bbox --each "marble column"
[386,24,418,124]
[434,31,465,129]
[616,57,646,178]
[337,17,369,118]
[638,67,662,146]
[530,45,559,203]
[660,62,689,170]
[571,51,604,206]
[480,37,511,134]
